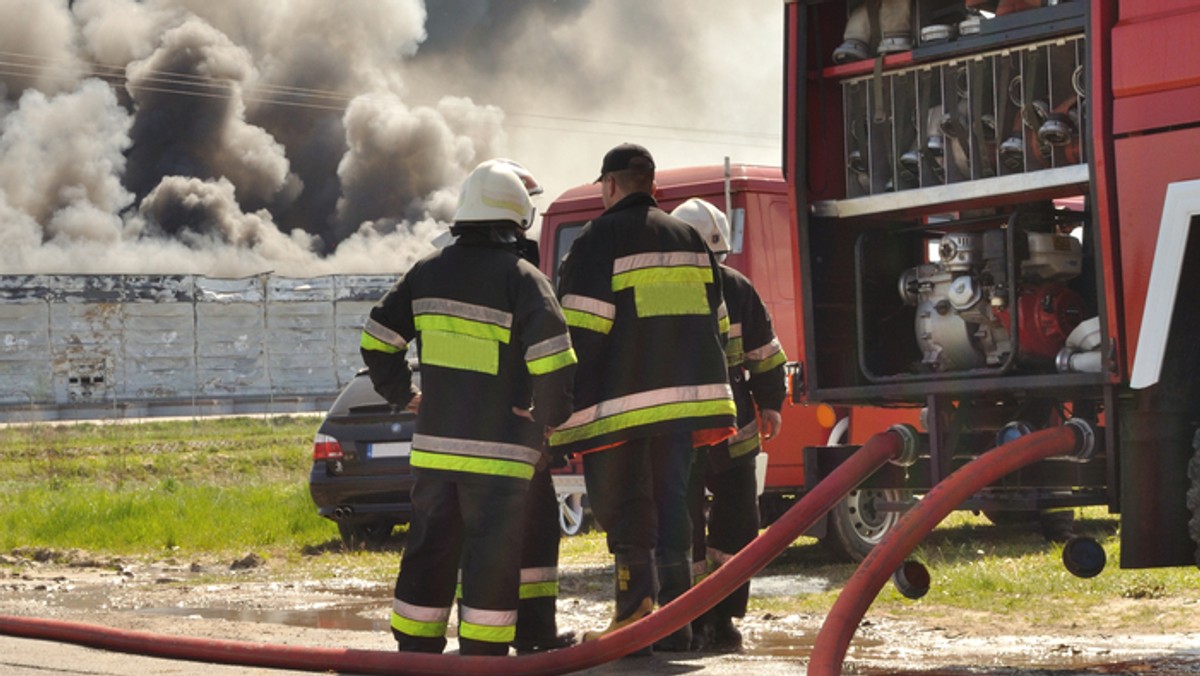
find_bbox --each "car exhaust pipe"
[332,506,354,520]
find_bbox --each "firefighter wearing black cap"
[549,143,736,652]
[361,158,577,656]
[672,198,787,652]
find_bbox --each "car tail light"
[312,433,345,460]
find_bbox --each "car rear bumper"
[308,462,416,523]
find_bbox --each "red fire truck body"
[784,0,1200,568]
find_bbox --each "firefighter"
[361,159,577,656]
[671,198,787,653]
[549,143,737,653]
[505,210,577,656]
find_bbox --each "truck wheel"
[557,492,591,536]
[822,488,904,562]
[1186,429,1200,567]
[338,521,394,550]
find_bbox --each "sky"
[0,0,783,276]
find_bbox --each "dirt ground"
[1,548,1198,675]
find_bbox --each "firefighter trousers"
[582,431,694,554]
[689,450,759,618]
[392,467,527,656]
[515,464,562,645]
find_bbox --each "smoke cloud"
[0,0,781,276]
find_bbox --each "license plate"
[367,442,412,459]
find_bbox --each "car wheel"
[822,488,905,562]
[338,521,394,550]
[557,492,590,536]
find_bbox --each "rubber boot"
[878,0,913,54]
[652,549,693,652]
[833,0,875,64]
[582,548,656,655]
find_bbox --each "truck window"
[552,221,586,285]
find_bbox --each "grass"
[1,415,1197,635]
[0,416,336,554]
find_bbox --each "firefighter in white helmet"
[671,197,787,652]
[361,158,577,656]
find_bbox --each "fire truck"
[784,0,1200,569]
[540,163,921,561]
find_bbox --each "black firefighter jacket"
[360,234,577,481]
[548,192,736,456]
[708,264,788,472]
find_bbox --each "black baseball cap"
[596,143,655,182]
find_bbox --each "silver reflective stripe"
[746,337,783,362]
[364,317,407,349]
[731,420,760,443]
[558,383,733,430]
[520,566,558,584]
[561,294,615,319]
[412,433,542,465]
[728,322,743,339]
[460,604,518,627]
[393,598,452,623]
[526,333,573,361]
[613,251,710,274]
[413,297,512,328]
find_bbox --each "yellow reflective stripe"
[725,337,745,367]
[410,449,534,479]
[564,308,613,334]
[519,580,558,600]
[364,317,407,348]
[416,314,511,343]
[611,265,713,291]
[391,611,447,637]
[420,330,498,374]
[390,600,450,638]
[460,605,517,644]
[413,298,512,328]
[747,350,788,375]
[527,348,577,375]
[728,433,760,459]
[459,620,516,644]
[526,334,573,361]
[633,282,709,317]
[413,433,542,465]
[361,332,402,354]
[550,399,736,446]
[718,310,730,334]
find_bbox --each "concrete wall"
[0,274,396,421]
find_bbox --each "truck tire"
[1187,429,1200,567]
[557,492,591,536]
[337,521,394,550]
[822,488,905,562]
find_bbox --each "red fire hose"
[0,426,917,675]
[807,420,1095,676]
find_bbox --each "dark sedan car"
[309,369,590,549]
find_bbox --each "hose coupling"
[887,423,921,467]
[1064,418,1097,463]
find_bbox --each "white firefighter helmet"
[453,158,543,229]
[671,198,731,254]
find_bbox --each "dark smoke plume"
[0,0,781,276]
